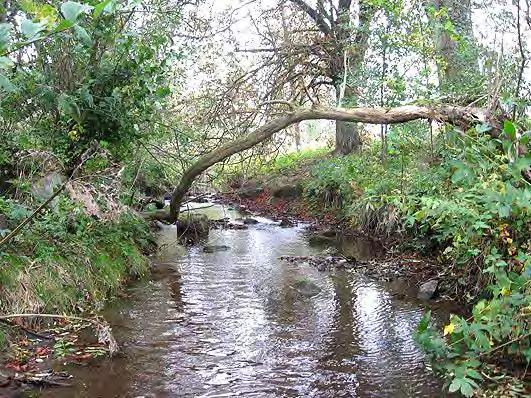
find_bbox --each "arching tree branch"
[289,0,331,35]
[168,103,487,221]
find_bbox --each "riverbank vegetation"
[0,0,178,358]
[1,0,530,395]
[226,115,530,395]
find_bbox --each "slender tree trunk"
[293,122,301,150]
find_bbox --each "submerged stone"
[417,279,438,300]
[319,229,338,238]
[278,218,294,228]
[308,233,337,246]
[292,279,321,297]
[203,245,231,253]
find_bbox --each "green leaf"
[460,379,475,397]
[0,22,12,53]
[20,18,45,39]
[155,86,170,98]
[503,120,517,141]
[513,156,531,172]
[73,24,91,44]
[448,378,462,393]
[54,19,75,32]
[58,93,80,119]
[498,204,511,218]
[93,0,114,18]
[0,56,13,70]
[475,123,491,134]
[417,310,431,333]
[0,73,16,92]
[466,369,483,380]
[61,1,91,22]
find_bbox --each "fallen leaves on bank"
[0,314,117,393]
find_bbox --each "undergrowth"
[0,196,153,340]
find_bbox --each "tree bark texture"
[289,0,377,154]
[430,0,479,95]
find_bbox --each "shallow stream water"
[40,205,453,397]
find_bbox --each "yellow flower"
[443,323,455,336]
[501,286,511,296]
[68,129,79,141]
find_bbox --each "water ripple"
[40,206,451,398]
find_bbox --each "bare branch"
[289,0,332,35]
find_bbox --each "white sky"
[180,0,530,148]
[186,0,530,91]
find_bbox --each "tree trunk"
[430,0,479,95]
[335,120,361,155]
[334,85,362,154]
[168,103,488,221]
[331,1,376,155]
[289,0,376,155]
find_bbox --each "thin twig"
[0,182,67,247]
[0,318,54,340]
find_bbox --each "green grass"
[0,200,153,317]
[262,147,329,174]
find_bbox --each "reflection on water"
[39,205,451,398]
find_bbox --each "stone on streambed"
[417,279,438,300]
[271,183,303,199]
[238,180,263,199]
[321,247,340,256]
[278,218,294,228]
[280,254,352,272]
[308,233,337,246]
[243,217,259,225]
[176,213,210,241]
[292,279,321,297]
[229,223,248,230]
[203,245,231,253]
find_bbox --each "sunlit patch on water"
[38,204,452,398]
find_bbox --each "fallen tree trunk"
[169,104,488,221]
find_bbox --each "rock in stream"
[203,245,231,253]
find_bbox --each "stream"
[39,204,454,397]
